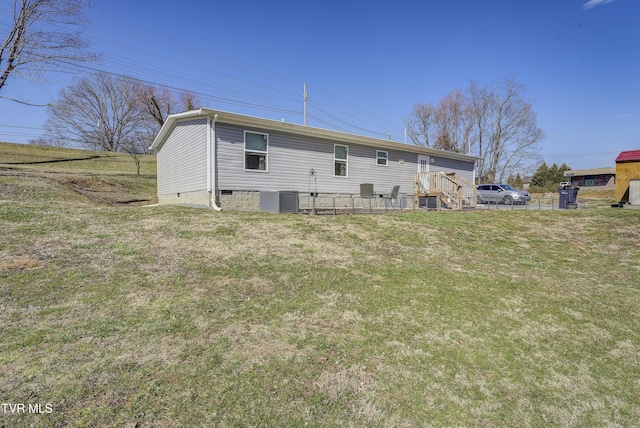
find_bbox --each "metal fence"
[299,194,418,215]
[475,197,587,210]
[296,195,587,215]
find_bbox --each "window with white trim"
[334,144,348,177]
[376,150,388,166]
[245,131,268,171]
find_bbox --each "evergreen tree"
[530,161,571,189]
[548,163,560,186]
[530,162,549,187]
[513,173,524,189]
[507,173,525,188]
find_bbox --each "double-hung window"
[376,150,388,166]
[245,131,268,171]
[334,144,348,177]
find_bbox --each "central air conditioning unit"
[260,191,299,214]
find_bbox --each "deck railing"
[415,171,477,209]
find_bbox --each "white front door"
[417,155,430,192]
[418,155,430,173]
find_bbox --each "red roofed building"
[615,150,640,204]
[615,150,640,163]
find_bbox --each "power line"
[308,104,392,138]
[45,57,302,117]
[0,95,49,107]
[80,10,404,136]
[544,151,620,158]
[2,5,409,141]
[0,124,44,130]
[0,131,42,139]
[83,10,302,88]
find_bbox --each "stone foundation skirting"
[218,190,261,211]
[159,189,411,212]
[218,191,409,212]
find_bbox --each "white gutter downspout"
[208,113,223,211]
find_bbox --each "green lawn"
[0,142,157,206]
[1,143,639,427]
[0,141,156,176]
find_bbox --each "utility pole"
[303,82,309,126]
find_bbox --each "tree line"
[404,77,545,184]
[529,162,572,190]
[36,72,200,174]
[495,161,572,192]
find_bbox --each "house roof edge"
[151,107,481,162]
[615,150,640,163]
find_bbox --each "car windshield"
[501,184,515,190]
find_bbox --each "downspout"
[208,113,223,211]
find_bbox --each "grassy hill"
[1,142,639,427]
[0,141,157,205]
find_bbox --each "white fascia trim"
[149,109,208,151]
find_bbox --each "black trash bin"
[558,184,579,209]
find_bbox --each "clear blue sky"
[1,0,639,171]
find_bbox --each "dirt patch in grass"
[0,257,43,271]
[313,364,390,425]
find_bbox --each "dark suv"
[477,184,531,205]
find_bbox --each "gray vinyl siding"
[431,156,475,183]
[216,123,418,195]
[157,118,208,195]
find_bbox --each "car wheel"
[502,195,513,205]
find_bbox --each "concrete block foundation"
[159,190,412,213]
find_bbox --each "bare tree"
[406,77,544,182]
[0,0,96,95]
[136,84,201,130]
[120,137,150,176]
[467,81,491,178]
[405,91,473,153]
[136,84,174,129]
[433,89,474,153]
[28,136,66,147]
[179,90,199,112]
[128,85,201,173]
[44,72,152,174]
[469,78,544,183]
[405,103,437,147]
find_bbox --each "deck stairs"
[415,171,477,210]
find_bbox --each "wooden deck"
[415,171,477,210]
